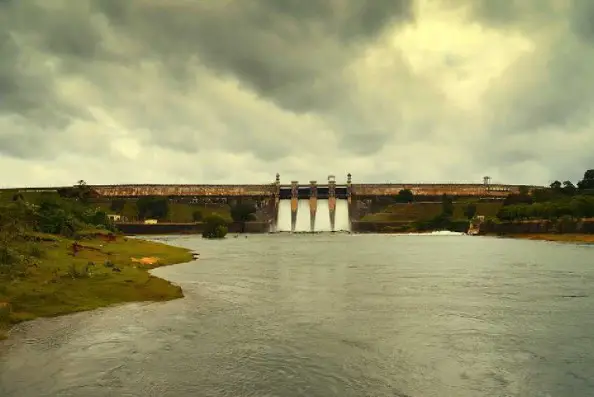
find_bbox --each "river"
[1,233,594,396]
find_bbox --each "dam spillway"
[274,178,351,233]
[275,199,351,233]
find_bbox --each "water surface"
[1,234,594,396]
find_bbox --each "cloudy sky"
[1,0,593,187]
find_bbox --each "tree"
[503,193,532,206]
[395,189,414,203]
[202,214,228,239]
[577,169,594,191]
[532,188,555,203]
[192,210,203,222]
[12,193,24,202]
[110,199,126,213]
[562,181,577,196]
[550,180,562,192]
[441,194,454,217]
[36,198,77,236]
[463,203,477,219]
[136,196,169,220]
[0,202,38,275]
[75,180,93,203]
[230,202,257,232]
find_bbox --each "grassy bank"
[0,233,193,340]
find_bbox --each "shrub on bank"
[202,214,229,239]
[413,214,470,232]
[497,195,594,222]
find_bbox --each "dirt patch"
[503,234,594,243]
[131,257,160,266]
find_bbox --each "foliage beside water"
[0,191,193,339]
[412,194,470,232]
[199,202,257,238]
[91,196,233,223]
[496,170,594,222]
[202,214,229,239]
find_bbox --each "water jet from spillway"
[275,199,350,233]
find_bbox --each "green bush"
[192,210,203,222]
[496,195,594,222]
[202,214,229,239]
[28,244,45,258]
[213,225,228,238]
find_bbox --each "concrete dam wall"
[88,182,536,198]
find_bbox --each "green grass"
[0,234,193,339]
[0,191,233,223]
[93,200,232,223]
[167,203,232,223]
[361,201,503,221]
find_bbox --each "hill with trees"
[0,184,192,339]
[495,169,594,221]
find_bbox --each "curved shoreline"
[484,233,594,243]
[0,235,194,340]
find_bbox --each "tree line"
[496,169,594,221]
[0,192,115,276]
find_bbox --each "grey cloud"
[459,0,560,29]
[483,10,594,135]
[569,0,594,42]
[94,0,415,113]
[1,0,593,186]
[0,0,419,166]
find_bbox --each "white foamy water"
[383,230,467,236]
[314,200,332,232]
[276,200,292,232]
[294,199,311,232]
[334,199,350,232]
[429,230,466,236]
[275,198,351,233]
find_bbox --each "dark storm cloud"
[0,0,417,163]
[465,0,594,136]
[450,0,594,182]
[0,1,101,138]
[569,0,594,42]
[1,0,593,185]
[92,0,415,113]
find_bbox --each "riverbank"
[0,234,193,340]
[489,233,594,243]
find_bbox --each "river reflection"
[1,234,594,396]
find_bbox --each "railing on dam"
[350,183,542,197]
[1,182,545,199]
[278,186,348,199]
[91,184,277,197]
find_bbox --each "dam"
[3,174,543,234]
[273,176,351,233]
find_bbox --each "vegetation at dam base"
[360,169,594,237]
[201,214,230,239]
[0,192,193,340]
[475,169,594,242]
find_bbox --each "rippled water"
[2,234,594,396]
